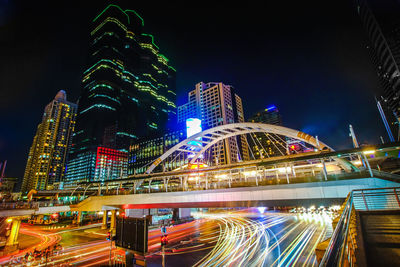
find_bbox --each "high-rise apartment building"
[354,0,400,137]
[177,82,249,165]
[21,91,77,193]
[65,4,176,186]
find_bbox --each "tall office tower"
[354,0,400,138]
[248,105,286,158]
[65,4,176,186]
[128,129,186,175]
[21,91,77,193]
[249,105,282,125]
[177,82,249,165]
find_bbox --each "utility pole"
[160,225,168,267]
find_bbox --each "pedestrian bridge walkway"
[0,203,70,217]
[70,175,400,212]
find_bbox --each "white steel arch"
[146,122,333,174]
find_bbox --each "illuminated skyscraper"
[248,106,285,158]
[354,0,400,138]
[177,82,249,165]
[21,90,77,192]
[65,4,176,186]
[128,129,186,175]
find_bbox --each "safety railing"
[319,187,400,267]
[0,200,76,211]
[94,169,397,196]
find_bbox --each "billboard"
[186,118,202,138]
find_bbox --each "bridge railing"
[99,169,380,196]
[0,200,76,211]
[319,186,400,267]
[73,167,400,198]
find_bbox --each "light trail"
[193,211,331,267]
[0,210,331,266]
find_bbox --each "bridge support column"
[110,210,116,234]
[361,153,373,177]
[291,164,296,178]
[184,176,188,191]
[101,211,108,229]
[76,211,83,225]
[149,179,152,193]
[321,159,328,181]
[5,218,21,249]
[255,168,259,186]
[274,165,279,183]
[285,163,290,184]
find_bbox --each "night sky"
[0,0,388,180]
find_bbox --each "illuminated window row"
[89,94,121,104]
[116,132,137,139]
[91,17,128,36]
[83,60,175,107]
[92,31,115,45]
[140,43,158,55]
[89,83,114,92]
[80,104,116,114]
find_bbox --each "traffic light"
[106,231,111,241]
[107,231,116,241]
[161,234,168,246]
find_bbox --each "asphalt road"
[0,209,333,266]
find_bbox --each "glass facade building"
[248,106,285,158]
[21,91,77,193]
[128,129,185,175]
[355,0,400,136]
[65,4,176,187]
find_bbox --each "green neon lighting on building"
[141,33,160,50]
[125,10,145,26]
[92,5,145,26]
[93,4,130,24]
[117,132,137,139]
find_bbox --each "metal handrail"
[319,187,400,266]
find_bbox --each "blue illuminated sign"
[265,105,277,111]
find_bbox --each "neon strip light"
[91,17,127,36]
[80,104,116,114]
[141,33,160,50]
[93,4,130,23]
[125,9,144,26]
